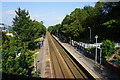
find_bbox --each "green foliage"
[2,8,46,77]
[48,24,61,36]
[103,19,116,27]
[13,8,46,50]
[48,2,120,43]
[117,49,120,55]
[102,2,120,42]
[101,40,115,58]
[2,32,34,76]
[34,37,44,43]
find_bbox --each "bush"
[101,40,115,58]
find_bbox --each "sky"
[1,2,97,28]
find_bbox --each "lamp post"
[88,27,91,42]
[95,35,98,64]
[100,48,102,68]
[98,47,102,68]
[69,37,71,46]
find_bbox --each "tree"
[2,8,46,77]
[69,20,85,41]
[12,8,32,49]
[13,8,46,50]
[48,2,120,43]
[102,2,120,42]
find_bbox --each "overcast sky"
[1,2,97,28]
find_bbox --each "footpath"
[53,35,120,80]
[34,35,53,78]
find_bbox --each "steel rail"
[47,32,88,79]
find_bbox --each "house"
[0,23,12,32]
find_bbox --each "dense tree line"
[2,8,46,76]
[48,2,120,43]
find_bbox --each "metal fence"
[72,40,120,48]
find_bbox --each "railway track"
[47,32,88,79]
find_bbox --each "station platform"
[34,35,53,78]
[53,35,120,80]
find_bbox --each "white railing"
[115,43,120,47]
[72,40,120,48]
